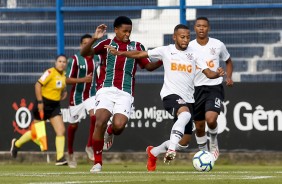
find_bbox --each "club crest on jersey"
[210,48,216,55]
[128,45,136,51]
[79,65,86,69]
[186,53,194,60]
[73,115,79,120]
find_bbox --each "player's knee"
[205,113,218,124]
[95,120,107,131]
[112,122,126,135]
[178,111,191,122]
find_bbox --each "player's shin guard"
[195,134,208,151]
[176,143,189,151]
[93,139,104,165]
[208,125,218,143]
[168,112,191,151]
[67,124,77,154]
[87,116,96,147]
[208,124,219,160]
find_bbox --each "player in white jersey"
[106,24,225,171]
[190,17,233,161]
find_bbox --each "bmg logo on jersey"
[171,62,192,73]
[12,99,33,135]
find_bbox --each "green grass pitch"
[0,162,282,184]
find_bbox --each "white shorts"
[95,87,134,118]
[68,96,96,123]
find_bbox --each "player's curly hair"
[114,16,132,28]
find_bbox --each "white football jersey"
[148,44,208,103]
[190,37,230,86]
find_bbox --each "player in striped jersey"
[81,16,162,173]
[66,34,101,168]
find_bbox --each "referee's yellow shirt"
[38,67,66,101]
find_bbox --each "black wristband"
[37,100,43,103]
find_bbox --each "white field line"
[0,171,280,176]
[27,176,275,184]
[242,176,274,180]
[0,171,277,184]
[28,181,134,184]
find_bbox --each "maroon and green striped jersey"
[94,37,150,96]
[66,53,101,106]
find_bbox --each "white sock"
[208,125,218,143]
[151,140,169,157]
[168,112,191,151]
[195,134,208,151]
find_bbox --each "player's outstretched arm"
[81,24,107,56]
[145,60,163,71]
[202,67,225,79]
[105,45,149,59]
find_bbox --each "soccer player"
[10,55,68,166]
[80,16,162,173]
[190,17,233,160]
[106,24,225,171]
[66,34,101,168]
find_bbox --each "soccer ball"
[192,150,215,172]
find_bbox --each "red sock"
[87,116,96,147]
[107,124,113,135]
[93,139,104,165]
[67,124,78,154]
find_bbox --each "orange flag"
[31,121,47,151]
